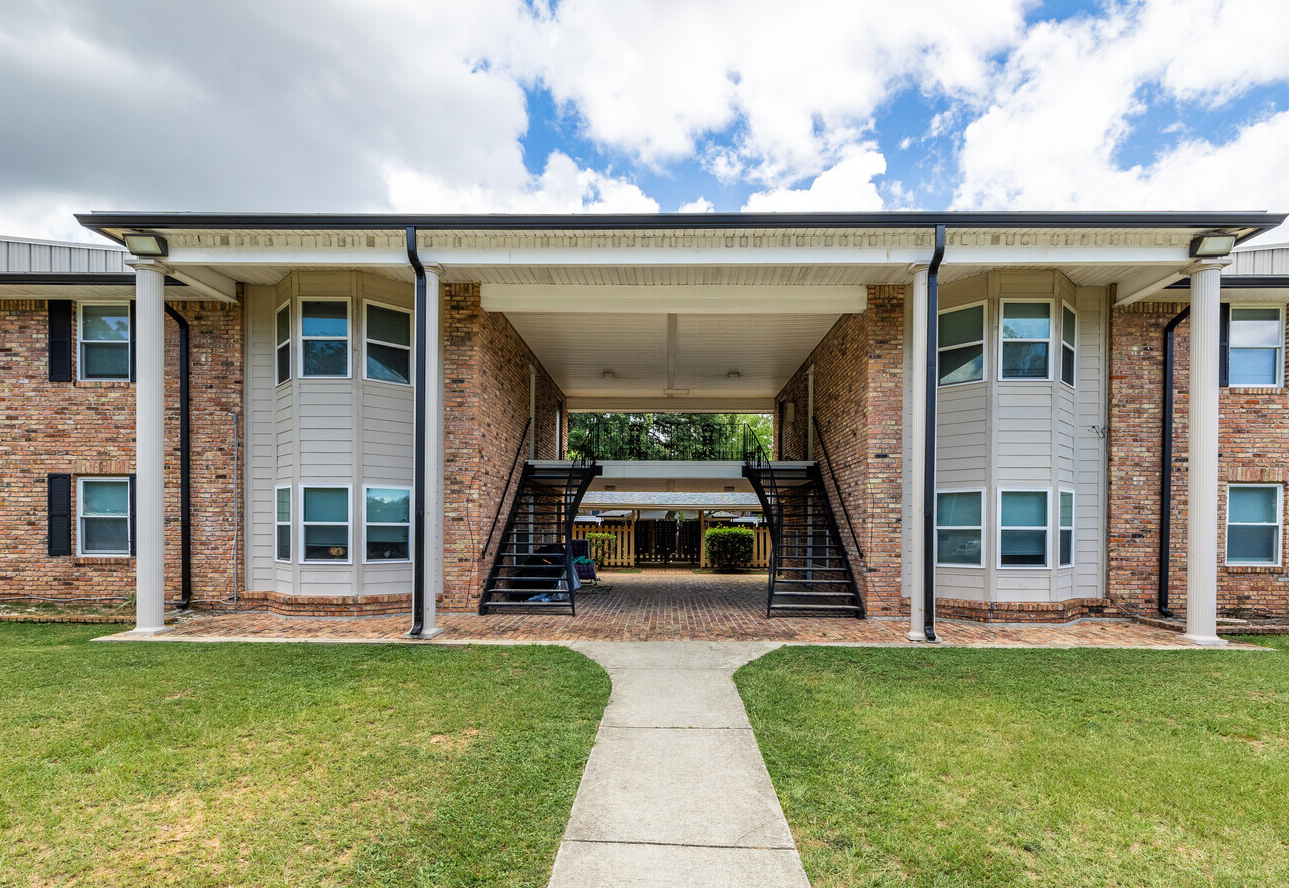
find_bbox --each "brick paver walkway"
[146,570,1247,648]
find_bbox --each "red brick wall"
[441,283,564,609]
[776,286,906,617]
[0,299,242,607]
[1109,300,1289,618]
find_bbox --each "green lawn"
[735,638,1289,888]
[0,625,609,887]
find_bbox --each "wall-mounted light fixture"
[727,370,740,380]
[123,231,168,257]
[1190,231,1236,258]
[602,370,615,379]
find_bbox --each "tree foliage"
[569,413,772,461]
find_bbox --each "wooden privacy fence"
[572,523,635,566]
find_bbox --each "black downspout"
[163,304,192,609]
[1158,306,1190,618]
[407,227,427,636]
[923,224,946,642]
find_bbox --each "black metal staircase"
[742,427,863,618]
[479,455,602,614]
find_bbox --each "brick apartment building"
[1,211,1286,645]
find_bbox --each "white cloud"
[677,197,715,214]
[384,150,658,214]
[742,148,886,212]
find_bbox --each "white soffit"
[481,283,865,314]
[505,311,839,403]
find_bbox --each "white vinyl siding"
[364,486,412,563]
[1228,306,1284,387]
[938,303,986,387]
[999,300,1052,381]
[1226,484,1282,565]
[299,299,350,378]
[77,477,129,556]
[78,303,130,380]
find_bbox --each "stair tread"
[769,603,862,612]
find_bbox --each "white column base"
[906,629,927,642]
[404,626,445,641]
[1181,633,1229,646]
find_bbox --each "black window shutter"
[48,473,72,556]
[129,301,137,383]
[48,300,73,382]
[128,473,137,556]
[1218,302,1230,388]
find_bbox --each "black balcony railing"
[569,417,764,462]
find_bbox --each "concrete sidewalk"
[548,641,809,888]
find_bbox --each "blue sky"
[1,0,1288,242]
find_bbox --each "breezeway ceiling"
[504,310,840,409]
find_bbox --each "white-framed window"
[299,299,350,378]
[936,490,983,566]
[999,300,1052,381]
[301,485,351,563]
[999,489,1049,568]
[1060,303,1077,387]
[275,302,291,385]
[78,303,130,380]
[77,477,130,556]
[938,302,986,387]
[364,485,412,562]
[1226,484,1282,566]
[1059,490,1074,567]
[363,302,412,385]
[275,485,292,563]
[1228,306,1284,388]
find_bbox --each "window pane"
[1001,529,1047,565]
[276,488,291,522]
[937,529,981,565]
[82,517,129,553]
[366,488,410,524]
[276,306,290,346]
[1002,303,1050,339]
[83,480,128,515]
[83,342,130,379]
[1001,491,1046,527]
[368,305,410,346]
[366,343,410,384]
[1229,348,1278,386]
[939,306,983,349]
[1228,525,1277,563]
[1231,309,1282,347]
[939,344,983,386]
[304,525,348,560]
[276,525,291,561]
[302,340,348,376]
[1061,345,1075,385]
[938,492,981,527]
[304,488,349,523]
[1062,306,1076,347]
[1230,486,1278,524]
[1060,491,1074,527]
[82,305,130,342]
[301,301,348,337]
[1002,342,1049,379]
[1060,529,1073,565]
[367,526,410,560]
[277,343,291,382]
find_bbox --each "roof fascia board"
[483,284,864,315]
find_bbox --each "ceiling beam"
[482,284,867,315]
[160,265,239,304]
[567,397,774,413]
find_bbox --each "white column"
[423,265,445,634]
[906,265,929,641]
[1183,261,1229,645]
[129,259,167,634]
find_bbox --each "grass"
[0,625,609,887]
[0,599,133,617]
[735,637,1289,888]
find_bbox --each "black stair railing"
[481,418,532,563]
[742,422,781,612]
[813,417,864,561]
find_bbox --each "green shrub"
[584,532,617,565]
[704,525,754,571]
